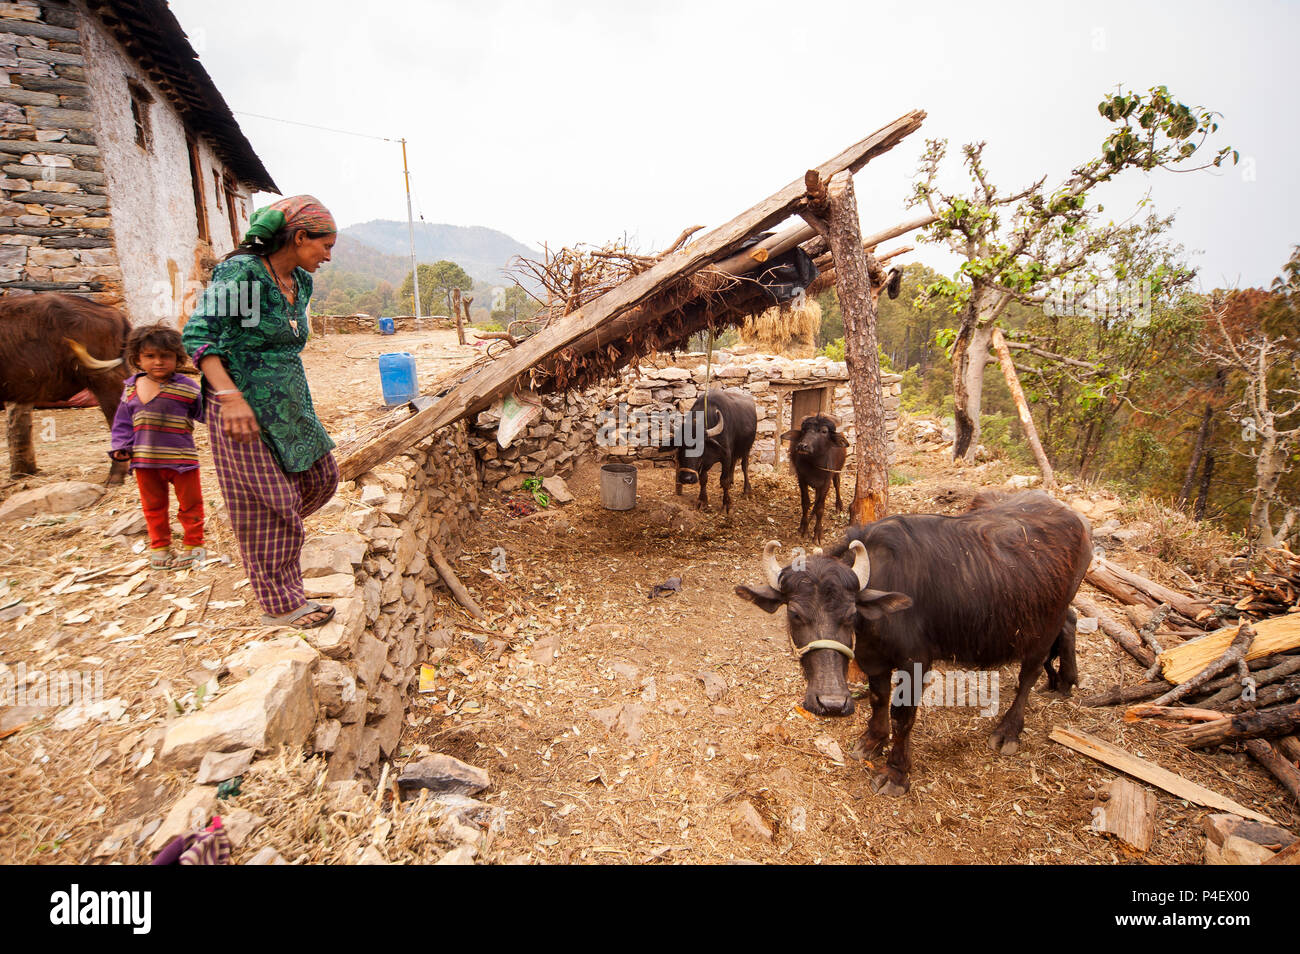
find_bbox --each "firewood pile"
[1222,546,1300,617]
[1076,547,1300,845]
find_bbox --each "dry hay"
[739,299,822,358]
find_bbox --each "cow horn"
[64,337,123,371]
[812,547,824,556]
[704,409,724,438]
[762,539,783,589]
[849,540,871,588]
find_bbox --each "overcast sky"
[169,0,1298,289]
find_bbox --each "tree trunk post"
[824,169,889,525]
[991,327,1056,492]
[451,287,467,345]
[7,403,36,477]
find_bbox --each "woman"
[183,195,339,628]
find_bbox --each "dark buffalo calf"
[735,491,1091,796]
[782,414,847,543]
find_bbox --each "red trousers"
[134,467,205,549]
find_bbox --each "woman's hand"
[220,393,261,443]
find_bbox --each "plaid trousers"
[208,401,338,616]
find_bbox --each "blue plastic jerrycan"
[377,316,395,335]
[378,352,417,406]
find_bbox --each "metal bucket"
[600,463,637,510]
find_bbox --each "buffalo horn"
[849,540,871,588]
[704,408,724,437]
[762,540,783,589]
[64,337,123,370]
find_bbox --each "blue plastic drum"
[378,352,417,406]
[377,316,395,335]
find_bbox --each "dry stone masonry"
[471,346,901,489]
[0,1,122,302]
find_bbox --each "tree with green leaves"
[912,85,1236,462]
[399,260,474,316]
[490,284,542,325]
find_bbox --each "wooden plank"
[1092,777,1157,851]
[337,110,925,480]
[1049,726,1275,824]
[1159,613,1300,684]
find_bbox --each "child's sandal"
[149,548,174,570]
[170,546,206,570]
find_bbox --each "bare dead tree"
[1196,298,1300,549]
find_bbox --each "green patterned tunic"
[182,254,335,473]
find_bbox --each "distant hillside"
[323,234,411,284]
[343,220,538,286]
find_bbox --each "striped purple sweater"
[109,372,204,472]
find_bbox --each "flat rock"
[226,636,318,679]
[590,702,645,743]
[245,846,288,865]
[397,754,490,798]
[160,656,317,768]
[303,597,364,660]
[729,800,773,843]
[0,481,102,521]
[196,747,255,785]
[1205,835,1277,865]
[697,671,728,702]
[541,475,574,504]
[435,845,477,865]
[148,785,217,853]
[300,533,366,578]
[527,633,560,665]
[104,510,146,537]
[221,808,265,848]
[303,573,357,600]
[1202,813,1296,850]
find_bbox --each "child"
[110,323,206,570]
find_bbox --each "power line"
[232,109,397,142]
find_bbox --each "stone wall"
[470,348,902,490]
[0,0,121,303]
[299,422,481,781]
[309,313,457,336]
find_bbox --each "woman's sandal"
[170,546,207,571]
[261,601,336,629]
[149,548,174,570]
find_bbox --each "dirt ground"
[0,333,1295,864]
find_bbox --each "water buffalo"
[674,388,756,512]
[734,490,1091,796]
[782,413,848,543]
[1,293,132,483]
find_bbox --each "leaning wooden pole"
[823,169,889,524]
[991,327,1056,492]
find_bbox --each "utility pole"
[401,137,422,318]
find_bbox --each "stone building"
[0,0,276,319]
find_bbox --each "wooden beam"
[992,327,1056,492]
[337,110,926,479]
[1049,726,1275,824]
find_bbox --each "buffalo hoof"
[987,732,1020,756]
[849,734,888,761]
[869,770,910,797]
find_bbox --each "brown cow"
[0,293,132,483]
